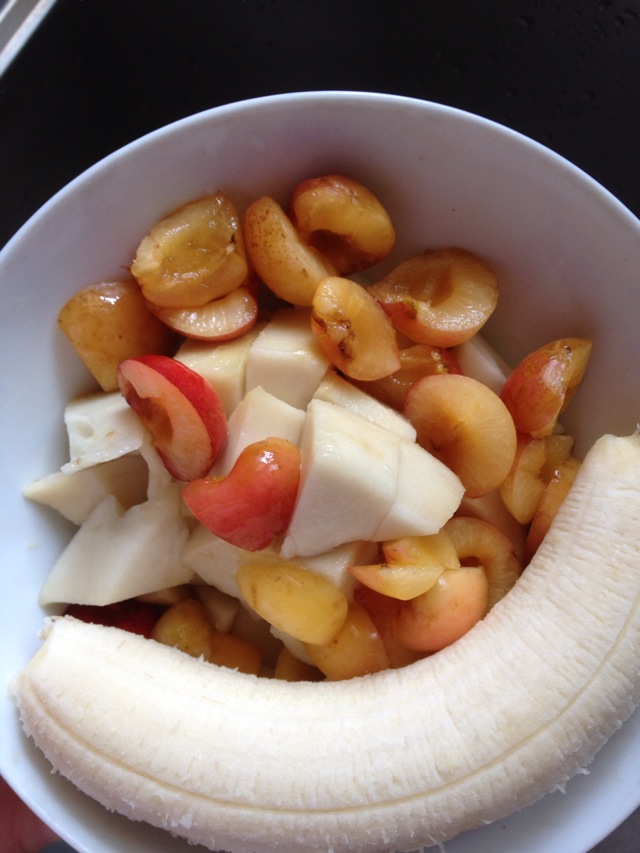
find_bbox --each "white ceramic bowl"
[1,91,639,853]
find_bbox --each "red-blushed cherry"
[183,437,301,551]
[147,286,258,342]
[65,599,164,639]
[369,248,498,347]
[117,355,227,481]
[500,338,592,438]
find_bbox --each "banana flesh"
[14,433,640,853]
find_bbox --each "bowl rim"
[2,90,639,262]
[2,89,639,853]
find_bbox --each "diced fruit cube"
[373,439,464,541]
[312,370,416,441]
[23,453,148,525]
[182,526,278,600]
[136,585,192,607]
[245,309,330,408]
[61,392,146,473]
[279,400,399,557]
[270,626,316,667]
[280,400,463,559]
[174,322,264,417]
[302,540,379,601]
[211,386,305,477]
[39,482,191,607]
[452,333,511,395]
[193,585,239,634]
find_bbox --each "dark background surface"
[1,2,639,851]
[1,0,640,249]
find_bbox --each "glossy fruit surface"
[148,286,258,342]
[183,437,301,551]
[350,532,460,600]
[117,355,227,481]
[305,601,390,680]
[443,516,522,607]
[391,566,489,652]
[404,373,517,498]
[525,456,581,561]
[236,559,348,645]
[58,280,177,391]
[290,173,395,274]
[243,195,334,305]
[354,343,461,410]
[500,338,592,438]
[370,248,498,347]
[131,193,248,308]
[311,276,400,380]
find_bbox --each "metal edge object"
[0,0,58,77]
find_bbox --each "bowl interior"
[1,91,639,853]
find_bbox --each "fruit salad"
[24,173,593,681]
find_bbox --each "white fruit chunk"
[194,585,240,634]
[61,392,145,472]
[280,400,399,558]
[452,333,511,395]
[211,386,305,476]
[280,400,463,559]
[174,323,264,416]
[374,439,464,541]
[270,626,315,666]
[313,370,416,440]
[302,539,380,599]
[183,526,279,600]
[39,481,191,606]
[23,454,149,525]
[185,521,374,604]
[245,308,330,408]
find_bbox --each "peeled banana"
[14,433,640,853]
